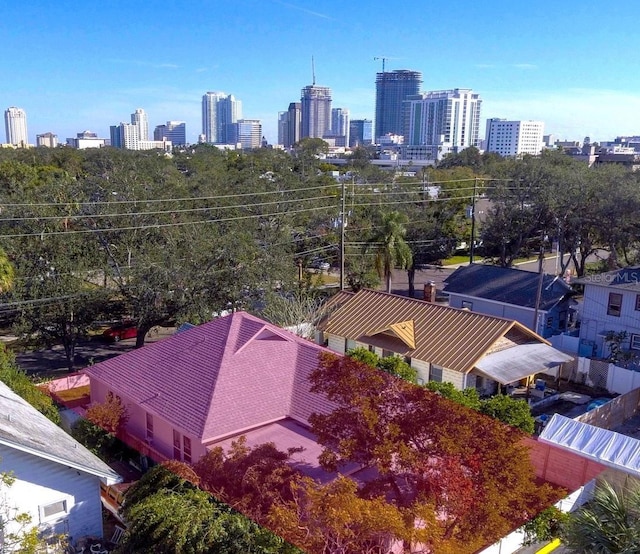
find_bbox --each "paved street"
[15,327,175,376]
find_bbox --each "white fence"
[478,480,595,554]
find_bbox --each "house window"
[145,413,154,441]
[40,500,67,521]
[368,344,375,353]
[173,430,181,460]
[183,436,192,464]
[635,295,640,311]
[631,334,640,351]
[607,293,623,317]
[404,356,411,365]
[430,364,443,383]
[546,316,553,328]
[461,301,473,310]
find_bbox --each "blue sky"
[2,1,639,145]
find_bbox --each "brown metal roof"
[324,289,549,374]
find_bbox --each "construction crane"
[374,56,389,73]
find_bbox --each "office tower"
[349,119,373,148]
[279,102,302,147]
[66,131,106,149]
[374,70,422,141]
[330,108,350,147]
[485,119,544,157]
[36,132,58,148]
[235,119,262,149]
[201,92,242,144]
[404,89,482,151]
[154,121,186,146]
[5,107,28,146]
[131,108,149,141]
[301,85,332,139]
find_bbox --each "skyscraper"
[374,70,422,141]
[403,89,482,160]
[5,107,28,146]
[201,92,242,144]
[301,85,332,139]
[131,108,149,141]
[234,119,262,149]
[330,108,350,146]
[36,132,58,148]
[349,119,373,148]
[154,121,187,146]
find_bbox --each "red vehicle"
[102,322,138,342]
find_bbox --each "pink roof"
[84,312,337,442]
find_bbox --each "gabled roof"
[443,263,575,310]
[573,265,640,292]
[324,289,550,374]
[85,312,336,443]
[0,381,121,485]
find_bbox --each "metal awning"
[474,343,573,385]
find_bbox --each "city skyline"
[2,1,639,145]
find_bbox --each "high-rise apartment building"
[301,85,332,139]
[349,119,373,148]
[5,107,28,146]
[36,132,58,148]
[154,121,186,146]
[131,108,149,141]
[234,119,262,149]
[374,70,422,142]
[484,119,544,157]
[403,89,482,159]
[202,92,242,144]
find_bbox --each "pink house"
[84,312,338,472]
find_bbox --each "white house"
[0,381,121,549]
[575,266,640,358]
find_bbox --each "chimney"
[423,281,437,303]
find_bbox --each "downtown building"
[301,84,332,139]
[4,107,28,147]
[484,119,544,157]
[111,109,171,151]
[154,121,187,146]
[349,119,373,148]
[278,102,302,148]
[202,92,242,144]
[403,88,482,161]
[375,70,422,142]
[36,132,58,148]
[327,107,349,147]
[234,119,262,149]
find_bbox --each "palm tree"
[563,481,640,553]
[367,211,412,294]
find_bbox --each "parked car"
[309,258,330,271]
[102,322,138,342]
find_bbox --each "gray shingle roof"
[443,263,575,310]
[0,380,121,484]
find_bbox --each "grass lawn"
[441,255,470,266]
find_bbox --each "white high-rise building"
[202,92,242,144]
[485,119,545,157]
[131,108,149,141]
[330,108,349,147]
[5,107,28,146]
[403,89,482,159]
[36,132,58,148]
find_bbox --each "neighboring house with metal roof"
[574,266,640,359]
[443,263,577,338]
[321,289,572,394]
[0,381,121,546]
[84,312,338,472]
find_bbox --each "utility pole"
[340,181,346,290]
[469,177,478,263]
[533,231,546,336]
